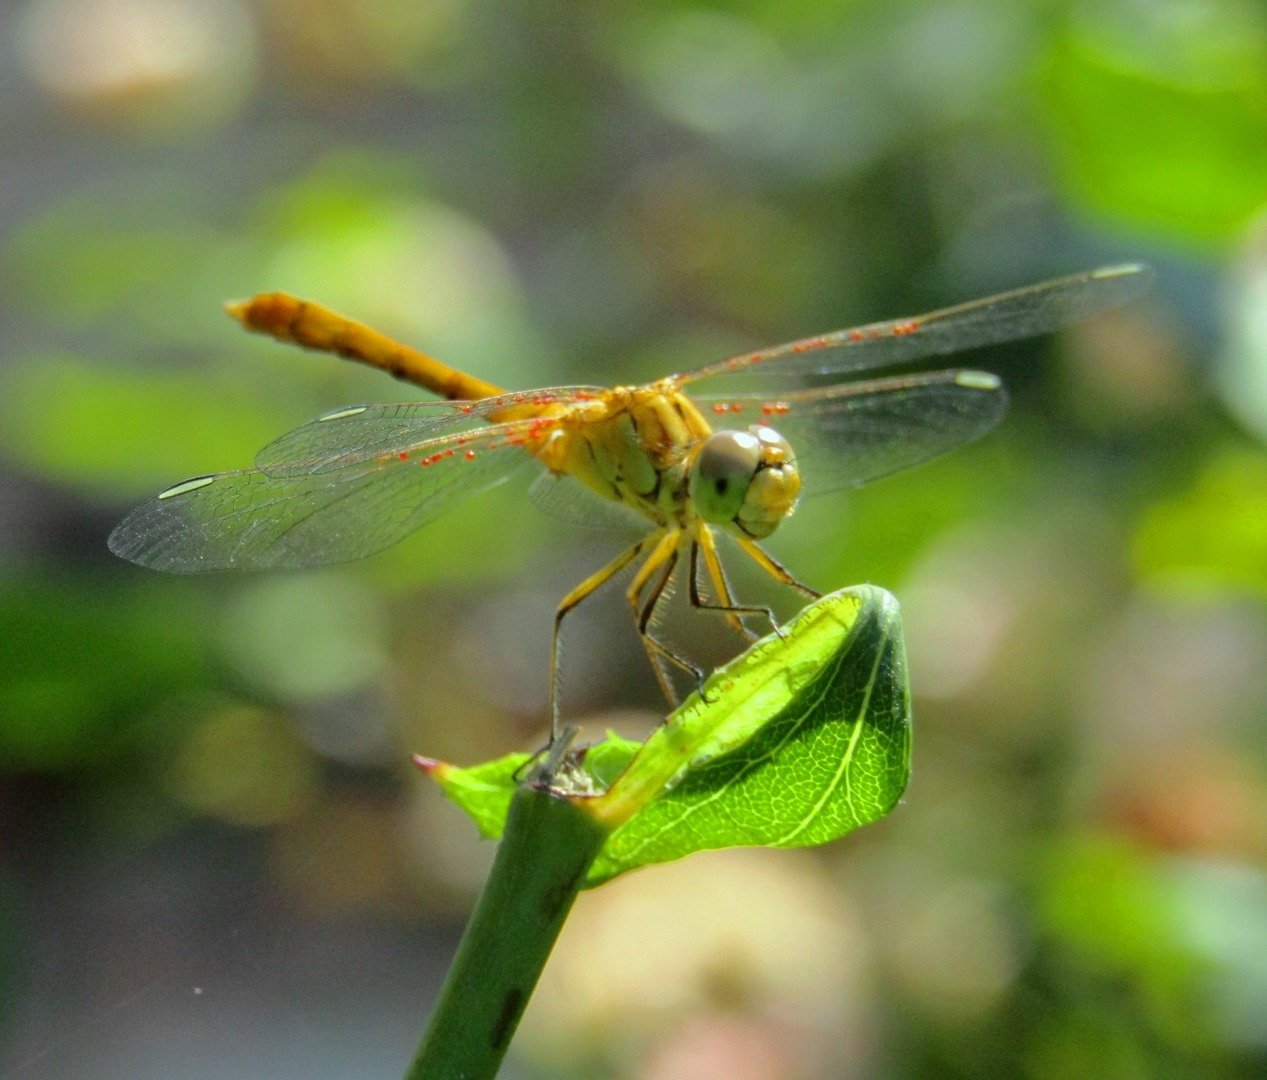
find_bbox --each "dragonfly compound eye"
[689,430,762,526]
[733,425,801,538]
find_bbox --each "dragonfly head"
[689,425,801,540]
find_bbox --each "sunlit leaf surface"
[590,585,909,883]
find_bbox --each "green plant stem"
[404,777,608,1080]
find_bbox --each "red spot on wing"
[796,335,828,351]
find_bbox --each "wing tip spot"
[1092,262,1147,281]
[319,406,370,422]
[157,475,217,499]
[954,371,1002,391]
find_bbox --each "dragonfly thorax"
[688,425,801,540]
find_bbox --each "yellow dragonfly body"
[110,265,1149,735]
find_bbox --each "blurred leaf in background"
[1042,0,1267,246]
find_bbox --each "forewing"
[255,385,602,477]
[109,424,538,573]
[694,369,1007,497]
[679,264,1149,390]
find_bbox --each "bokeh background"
[2,0,1266,1077]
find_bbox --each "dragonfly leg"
[625,532,703,707]
[550,536,653,742]
[637,545,708,690]
[512,723,583,784]
[733,535,821,599]
[690,526,778,641]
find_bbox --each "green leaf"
[421,752,532,840]
[586,584,909,885]
[424,586,911,887]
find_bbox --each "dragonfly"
[110,263,1149,739]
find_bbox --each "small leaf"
[421,735,642,837]
[424,753,531,840]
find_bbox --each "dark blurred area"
[2,0,1266,1077]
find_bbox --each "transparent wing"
[255,385,602,477]
[528,471,650,535]
[693,368,1007,497]
[679,264,1150,390]
[108,422,541,573]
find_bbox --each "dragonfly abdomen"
[226,292,504,402]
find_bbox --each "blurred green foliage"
[1043,0,1267,245]
[2,0,1266,1077]
[1134,450,1267,596]
[0,578,206,770]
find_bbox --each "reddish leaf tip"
[413,754,447,776]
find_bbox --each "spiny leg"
[550,535,652,742]
[624,532,702,707]
[636,544,709,699]
[634,545,680,703]
[690,525,780,640]
[625,533,686,706]
[694,525,751,637]
[733,534,821,599]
